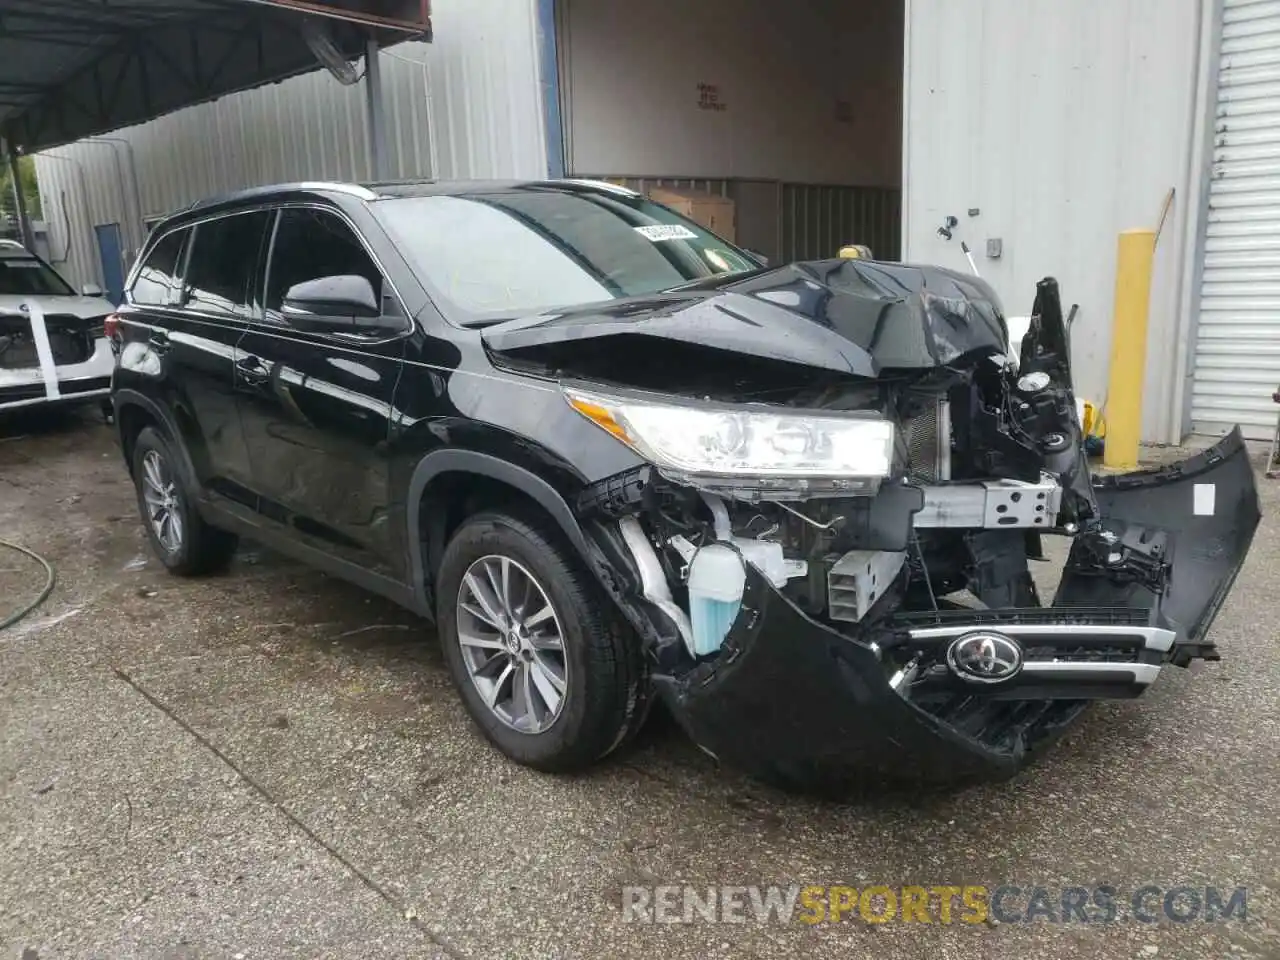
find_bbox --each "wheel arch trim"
[113,388,200,489]
[406,448,593,613]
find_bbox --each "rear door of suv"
[233,203,409,577]
[118,211,270,492]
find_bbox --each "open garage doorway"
[552,0,903,264]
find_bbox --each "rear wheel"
[436,509,648,772]
[131,426,237,576]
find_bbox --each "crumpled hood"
[482,259,1011,377]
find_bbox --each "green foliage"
[0,155,43,222]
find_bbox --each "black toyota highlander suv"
[110,179,1259,792]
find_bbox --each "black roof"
[162,178,644,226]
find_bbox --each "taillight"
[104,314,120,339]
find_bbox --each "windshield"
[0,255,76,296]
[373,188,759,325]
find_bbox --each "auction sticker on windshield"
[635,224,699,242]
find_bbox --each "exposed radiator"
[903,398,951,484]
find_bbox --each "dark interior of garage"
[554,0,904,264]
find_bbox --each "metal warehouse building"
[31,0,1277,445]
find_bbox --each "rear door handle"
[236,354,270,385]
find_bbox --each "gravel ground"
[1,408,1278,960]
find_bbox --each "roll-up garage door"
[1194,0,1280,438]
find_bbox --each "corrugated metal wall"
[1191,0,1280,439]
[592,176,901,264]
[34,0,548,290]
[903,0,1205,444]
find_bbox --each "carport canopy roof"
[0,0,430,153]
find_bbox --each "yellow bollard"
[1102,229,1157,470]
[839,244,873,259]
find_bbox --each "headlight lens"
[565,387,894,480]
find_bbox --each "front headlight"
[565,386,894,496]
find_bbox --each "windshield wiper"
[662,267,764,293]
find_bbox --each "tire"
[131,426,238,576]
[436,509,648,772]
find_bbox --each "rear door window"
[129,228,188,306]
[182,211,272,318]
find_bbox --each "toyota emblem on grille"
[946,632,1024,683]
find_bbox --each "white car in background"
[0,240,115,417]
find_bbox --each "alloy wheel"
[141,448,184,554]
[456,554,569,734]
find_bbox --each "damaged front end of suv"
[484,258,1260,791]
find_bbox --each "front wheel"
[131,426,237,576]
[436,509,648,772]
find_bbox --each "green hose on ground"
[0,538,56,631]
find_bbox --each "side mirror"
[281,275,400,334]
[81,283,104,297]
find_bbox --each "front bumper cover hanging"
[653,431,1260,791]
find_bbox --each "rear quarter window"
[130,229,188,306]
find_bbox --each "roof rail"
[297,181,379,200]
[559,179,641,197]
[183,181,378,214]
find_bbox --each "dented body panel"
[1057,430,1260,663]
[650,430,1258,789]
[548,272,1260,790]
[484,260,1009,386]
[654,563,1086,789]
